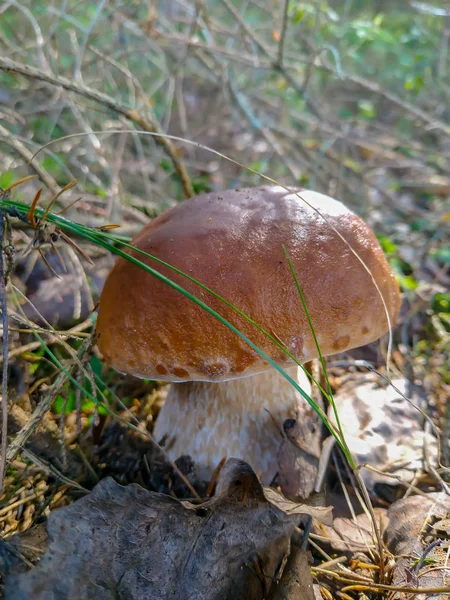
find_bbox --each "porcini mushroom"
[96,186,401,483]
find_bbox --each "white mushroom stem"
[153,366,312,484]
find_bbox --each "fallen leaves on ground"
[386,491,450,599]
[6,459,332,600]
[328,375,437,491]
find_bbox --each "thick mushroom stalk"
[153,367,312,484]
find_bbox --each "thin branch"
[221,0,450,135]
[153,29,266,67]
[5,342,88,467]
[219,0,324,119]
[220,0,272,56]
[0,57,194,199]
[0,210,8,494]
[20,447,89,493]
[283,38,450,138]
[276,0,290,66]
[341,70,450,137]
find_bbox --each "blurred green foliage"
[290,1,439,93]
[53,355,110,416]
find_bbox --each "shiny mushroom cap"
[96,186,401,382]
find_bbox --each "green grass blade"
[282,245,355,467]
[1,197,349,457]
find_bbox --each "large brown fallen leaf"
[386,491,450,599]
[6,459,332,600]
[328,375,437,490]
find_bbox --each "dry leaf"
[329,375,437,490]
[386,492,450,599]
[6,459,332,600]
[316,508,388,554]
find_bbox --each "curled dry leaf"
[6,459,332,600]
[386,491,450,600]
[328,375,437,490]
[315,508,388,554]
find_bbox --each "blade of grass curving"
[2,185,386,573]
[0,197,327,395]
[2,199,330,405]
[0,196,351,457]
[282,248,386,576]
[282,245,354,465]
[29,129,396,374]
[0,196,335,404]
[82,240,335,437]
[0,211,8,493]
[108,239,337,401]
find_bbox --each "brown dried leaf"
[386,492,450,599]
[316,508,388,554]
[262,487,331,523]
[6,459,331,600]
[329,375,437,490]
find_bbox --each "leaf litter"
[5,459,331,600]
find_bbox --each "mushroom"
[96,186,401,484]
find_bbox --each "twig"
[0,492,40,517]
[284,37,450,138]
[276,0,290,67]
[0,56,194,199]
[0,211,8,493]
[5,342,89,467]
[20,448,88,493]
[1,318,92,363]
[226,77,301,179]
[312,564,450,593]
[153,29,265,67]
[73,0,108,82]
[219,0,323,120]
[219,0,271,56]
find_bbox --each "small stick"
[0,211,8,494]
[276,0,290,67]
[0,57,194,199]
[6,343,87,467]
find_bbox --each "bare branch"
[0,57,194,198]
[0,211,9,494]
[276,0,290,67]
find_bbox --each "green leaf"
[358,100,376,120]
[433,293,450,314]
[404,75,424,94]
[53,391,76,414]
[376,234,397,254]
[0,171,14,189]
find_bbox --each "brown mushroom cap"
[96,187,401,381]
